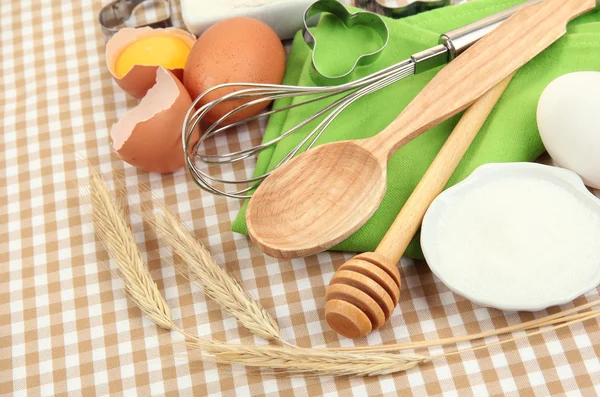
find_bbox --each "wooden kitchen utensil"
[325,75,514,339]
[246,0,596,260]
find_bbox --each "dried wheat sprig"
[147,206,282,342]
[89,173,174,330]
[178,331,427,377]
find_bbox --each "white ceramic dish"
[421,162,600,312]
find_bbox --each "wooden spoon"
[326,74,514,339]
[246,0,595,259]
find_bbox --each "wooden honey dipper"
[325,75,514,339]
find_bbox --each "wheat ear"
[89,173,173,330]
[147,207,282,342]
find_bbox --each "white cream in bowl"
[421,163,600,311]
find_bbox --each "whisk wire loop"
[182,59,416,199]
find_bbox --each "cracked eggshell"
[106,27,196,98]
[110,67,200,174]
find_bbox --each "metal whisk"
[182,0,539,199]
[183,59,415,199]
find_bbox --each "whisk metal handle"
[440,0,542,59]
[373,0,595,159]
[412,0,543,73]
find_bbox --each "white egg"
[537,71,600,189]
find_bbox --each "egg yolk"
[115,36,191,78]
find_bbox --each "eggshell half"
[106,27,196,98]
[111,67,200,174]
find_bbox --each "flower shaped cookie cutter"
[302,0,390,85]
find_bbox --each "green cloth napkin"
[232,0,600,259]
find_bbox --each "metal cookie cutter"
[99,0,172,40]
[303,0,390,85]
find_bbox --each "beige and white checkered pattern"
[2,0,599,396]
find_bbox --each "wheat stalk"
[89,173,174,330]
[181,306,597,376]
[147,206,282,342]
[326,300,600,353]
[180,332,427,377]
[431,309,600,360]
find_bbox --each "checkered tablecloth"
[2,0,599,396]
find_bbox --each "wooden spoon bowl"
[247,142,387,258]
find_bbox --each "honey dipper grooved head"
[325,299,372,339]
[325,252,400,338]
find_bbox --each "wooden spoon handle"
[325,75,513,339]
[376,74,514,266]
[364,0,595,159]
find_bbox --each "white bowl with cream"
[421,162,600,312]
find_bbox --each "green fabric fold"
[232,0,600,259]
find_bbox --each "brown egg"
[106,27,196,98]
[110,67,200,174]
[184,17,286,124]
